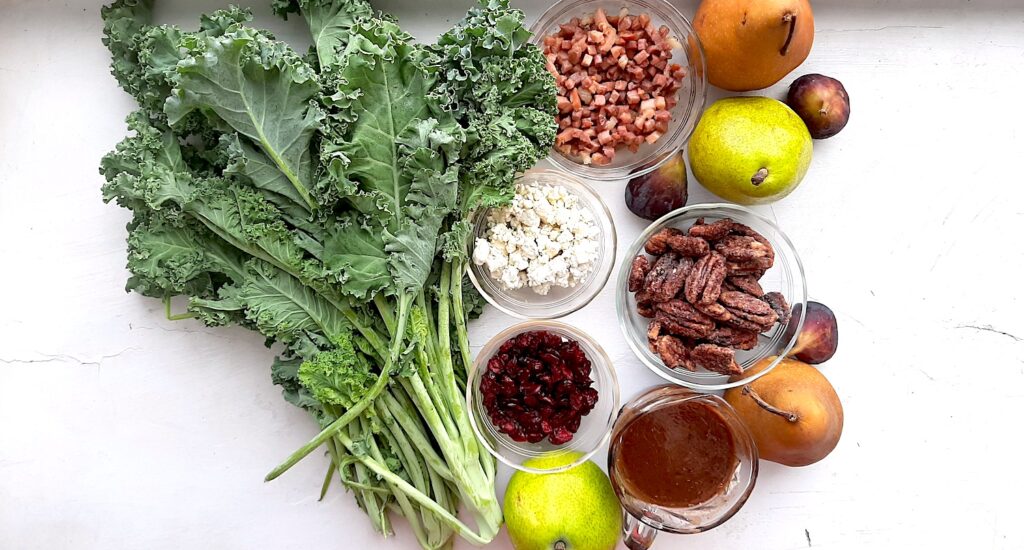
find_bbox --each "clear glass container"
[467,169,617,320]
[615,203,808,391]
[467,321,620,474]
[608,385,758,549]
[529,0,707,181]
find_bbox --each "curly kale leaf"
[298,332,375,409]
[166,26,324,212]
[425,0,557,223]
[318,19,463,296]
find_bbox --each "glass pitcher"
[607,385,759,549]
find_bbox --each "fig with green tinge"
[624,152,688,221]
[786,300,838,364]
[786,74,850,139]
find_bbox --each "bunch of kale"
[99,0,555,546]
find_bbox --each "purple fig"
[786,74,850,139]
[786,300,839,364]
[625,152,688,221]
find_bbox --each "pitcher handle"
[622,511,658,550]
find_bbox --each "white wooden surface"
[2,0,1024,548]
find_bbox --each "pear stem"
[742,385,799,422]
[554,542,567,550]
[781,13,797,56]
[751,168,769,186]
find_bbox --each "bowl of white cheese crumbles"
[468,169,617,319]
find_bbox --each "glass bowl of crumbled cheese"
[467,169,617,319]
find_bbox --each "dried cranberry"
[550,427,574,445]
[481,330,601,446]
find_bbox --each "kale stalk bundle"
[99,0,556,547]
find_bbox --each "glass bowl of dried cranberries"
[615,204,808,391]
[467,321,620,474]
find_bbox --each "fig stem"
[742,385,799,422]
[751,168,769,186]
[780,13,797,56]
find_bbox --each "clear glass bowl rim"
[608,384,759,533]
[527,0,709,181]
[615,203,808,391]
[466,320,621,474]
[466,169,617,320]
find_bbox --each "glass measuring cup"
[607,385,759,549]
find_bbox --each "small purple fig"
[786,74,850,139]
[786,300,839,364]
[625,152,688,221]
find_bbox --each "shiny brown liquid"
[614,400,738,508]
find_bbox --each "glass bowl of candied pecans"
[615,204,808,391]
[467,321,621,473]
[530,0,707,181]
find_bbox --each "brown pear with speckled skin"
[694,0,815,92]
[725,357,843,467]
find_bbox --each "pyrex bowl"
[467,169,617,320]
[615,204,807,391]
[529,0,707,181]
[467,321,620,474]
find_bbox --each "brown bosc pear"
[694,0,815,92]
[724,357,843,467]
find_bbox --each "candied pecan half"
[643,252,679,302]
[688,218,734,241]
[726,259,772,277]
[628,255,651,292]
[654,300,715,339]
[651,256,692,303]
[665,234,710,257]
[644,227,684,255]
[725,275,765,297]
[655,335,696,371]
[695,301,732,322]
[715,234,773,264]
[706,326,759,350]
[684,251,727,306]
[691,344,742,375]
[763,291,792,325]
[647,320,663,342]
[720,290,779,332]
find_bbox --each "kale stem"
[163,295,196,321]
[265,294,413,481]
[375,294,396,336]
[334,431,491,546]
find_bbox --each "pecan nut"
[690,344,742,375]
[706,326,759,350]
[644,227,684,255]
[725,260,770,277]
[642,251,677,298]
[684,251,727,306]
[628,255,651,292]
[725,275,765,297]
[695,301,732,322]
[763,291,792,325]
[719,290,779,332]
[715,234,774,264]
[651,256,692,303]
[654,335,696,371]
[654,300,715,339]
[665,234,710,257]
[688,218,734,241]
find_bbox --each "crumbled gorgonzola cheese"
[473,181,600,295]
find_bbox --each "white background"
[2,0,1024,548]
